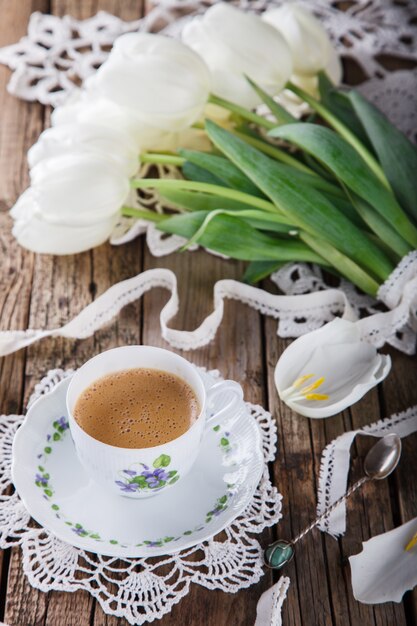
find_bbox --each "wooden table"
[0,1,416,625]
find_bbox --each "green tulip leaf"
[158,211,325,264]
[269,122,417,248]
[206,121,394,282]
[348,90,417,222]
[180,149,265,197]
[182,161,225,187]
[243,261,285,284]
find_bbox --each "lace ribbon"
[317,405,417,537]
[0,252,416,358]
[255,576,291,626]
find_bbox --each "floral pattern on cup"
[115,454,180,494]
[33,415,235,549]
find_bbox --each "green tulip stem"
[299,232,380,296]
[208,93,276,130]
[140,153,185,167]
[121,206,167,222]
[130,178,280,214]
[286,81,391,189]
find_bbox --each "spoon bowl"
[364,433,401,480]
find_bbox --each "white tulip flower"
[350,518,417,604]
[10,151,130,254]
[28,123,139,177]
[262,4,338,78]
[182,2,293,110]
[85,32,211,132]
[51,93,171,152]
[27,152,130,227]
[11,189,119,255]
[274,318,391,418]
[262,4,341,115]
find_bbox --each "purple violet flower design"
[57,416,69,430]
[115,481,138,492]
[35,473,48,485]
[115,455,178,493]
[142,468,170,487]
[72,526,87,536]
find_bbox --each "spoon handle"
[292,476,369,545]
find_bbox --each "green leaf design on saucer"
[33,415,235,550]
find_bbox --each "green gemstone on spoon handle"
[264,434,402,570]
[264,540,294,569]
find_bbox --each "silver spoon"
[264,433,402,570]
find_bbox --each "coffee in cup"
[66,346,243,499]
[73,368,200,448]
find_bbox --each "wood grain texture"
[0,0,416,625]
[139,251,273,626]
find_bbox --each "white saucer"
[12,371,263,558]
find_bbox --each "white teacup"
[66,345,243,499]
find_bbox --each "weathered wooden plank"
[2,0,145,623]
[0,0,49,622]
[381,347,417,622]
[265,330,333,626]
[133,249,273,626]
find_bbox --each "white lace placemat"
[1,367,282,626]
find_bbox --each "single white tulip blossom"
[51,93,173,152]
[262,4,339,78]
[274,318,391,418]
[27,152,130,227]
[182,2,293,110]
[10,152,130,254]
[28,123,139,177]
[262,4,341,115]
[11,189,119,255]
[85,32,211,132]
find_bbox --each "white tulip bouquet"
[11,3,417,300]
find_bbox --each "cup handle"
[205,380,244,430]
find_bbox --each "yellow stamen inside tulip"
[292,374,314,388]
[302,377,325,394]
[305,393,329,401]
[405,531,417,552]
[281,374,329,402]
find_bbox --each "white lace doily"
[1,368,282,625]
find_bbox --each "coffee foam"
[73,368,200,448]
